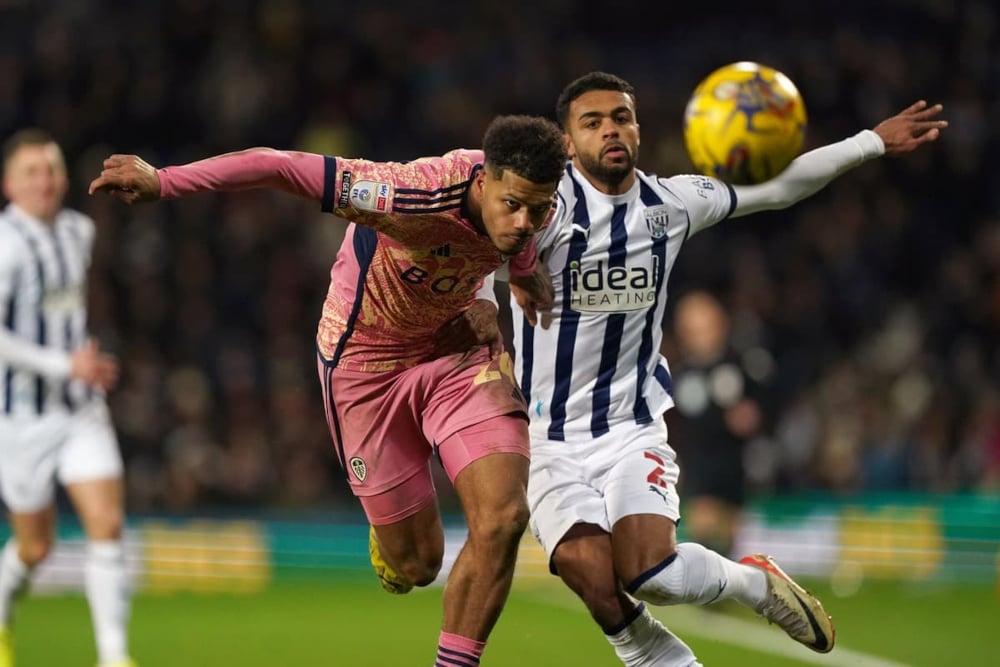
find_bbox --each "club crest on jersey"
[349,180,390,212]
[349,457,368,482]
[644,205,670,238]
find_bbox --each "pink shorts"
[318,347,529,525]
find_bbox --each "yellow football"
[683,61,807,185]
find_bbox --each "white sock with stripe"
[627,542,766,608]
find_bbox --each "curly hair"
[555,72,636,128]
[482,114,567,185]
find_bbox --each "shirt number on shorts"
[644,451,669,489]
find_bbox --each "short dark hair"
[2,128,58,171]
[555,72,636,128]
[482,114,567,185]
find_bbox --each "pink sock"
[434,631,486,666]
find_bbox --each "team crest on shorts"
[349,457,368,482]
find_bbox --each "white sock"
[628,542,767,609]
[0,540,31,626]
[85,540,131,664]
[606,604,701,667]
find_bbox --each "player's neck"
[465,181,486,234]
[11,202,58,226]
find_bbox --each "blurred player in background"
[507,72,946,665]
[89,115,566,666]
[0,130,135,667]
[669,289,770,560]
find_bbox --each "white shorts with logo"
[0,400,123,513]
[528,418,681,561]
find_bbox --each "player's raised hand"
[70,338,120,391]
[509,266,554,328]
[88,154,162,204]
[873,100,948,156]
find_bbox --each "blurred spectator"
[667,290,774,558]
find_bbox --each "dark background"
[2,0,996,513]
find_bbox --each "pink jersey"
[158,147,539,372]
[320,150,521,371]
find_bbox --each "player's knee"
[563,573,621,624]
[470,501,529,549]
[86,507,125,541]
[616,546,678,589]
[553,546,621,622]
[17,538,53,567]
[396,555,442,587]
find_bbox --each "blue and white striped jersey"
[0,203,96,416]
[512,165,735,442]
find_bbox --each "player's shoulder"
[0,210,25,267]
[389,148,481,190]
[0,208,22,243]
[436,148,483,182]
[60,207,96,229]
[644,171,733,207]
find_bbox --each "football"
[683,61,807,185]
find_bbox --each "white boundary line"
[527,589,912,667]
[646,605,913,667]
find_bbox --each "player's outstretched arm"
[89,148,327,204]
[728,100,947,219]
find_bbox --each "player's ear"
[636,123,641,147]
[563,133,575,159]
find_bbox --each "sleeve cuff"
[851,129,885,161]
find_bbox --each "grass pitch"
[14,573,995,666]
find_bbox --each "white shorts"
[528,419,681,561]
[0,400,123,513]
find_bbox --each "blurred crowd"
[2,0,997,512]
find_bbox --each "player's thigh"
[437,412,531,544]
[58,402,125,539]
[528,444,610,568]
[0,416,63,514]
[603,421,681,527]
[421,348,528,464]
[58,401,123,487]
[323,363,434,507]
[604,422,681,578]
[438,412,529,489]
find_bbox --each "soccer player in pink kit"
[89,115,567,665]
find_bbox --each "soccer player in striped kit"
[89,115,567,667]
[0,130,135,667]
[508,72,946,665]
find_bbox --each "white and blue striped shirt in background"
[512,165,736,442]
[0,203,96,416]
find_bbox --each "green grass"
[12,573,997,666]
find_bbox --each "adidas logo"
[431,244,451,257]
